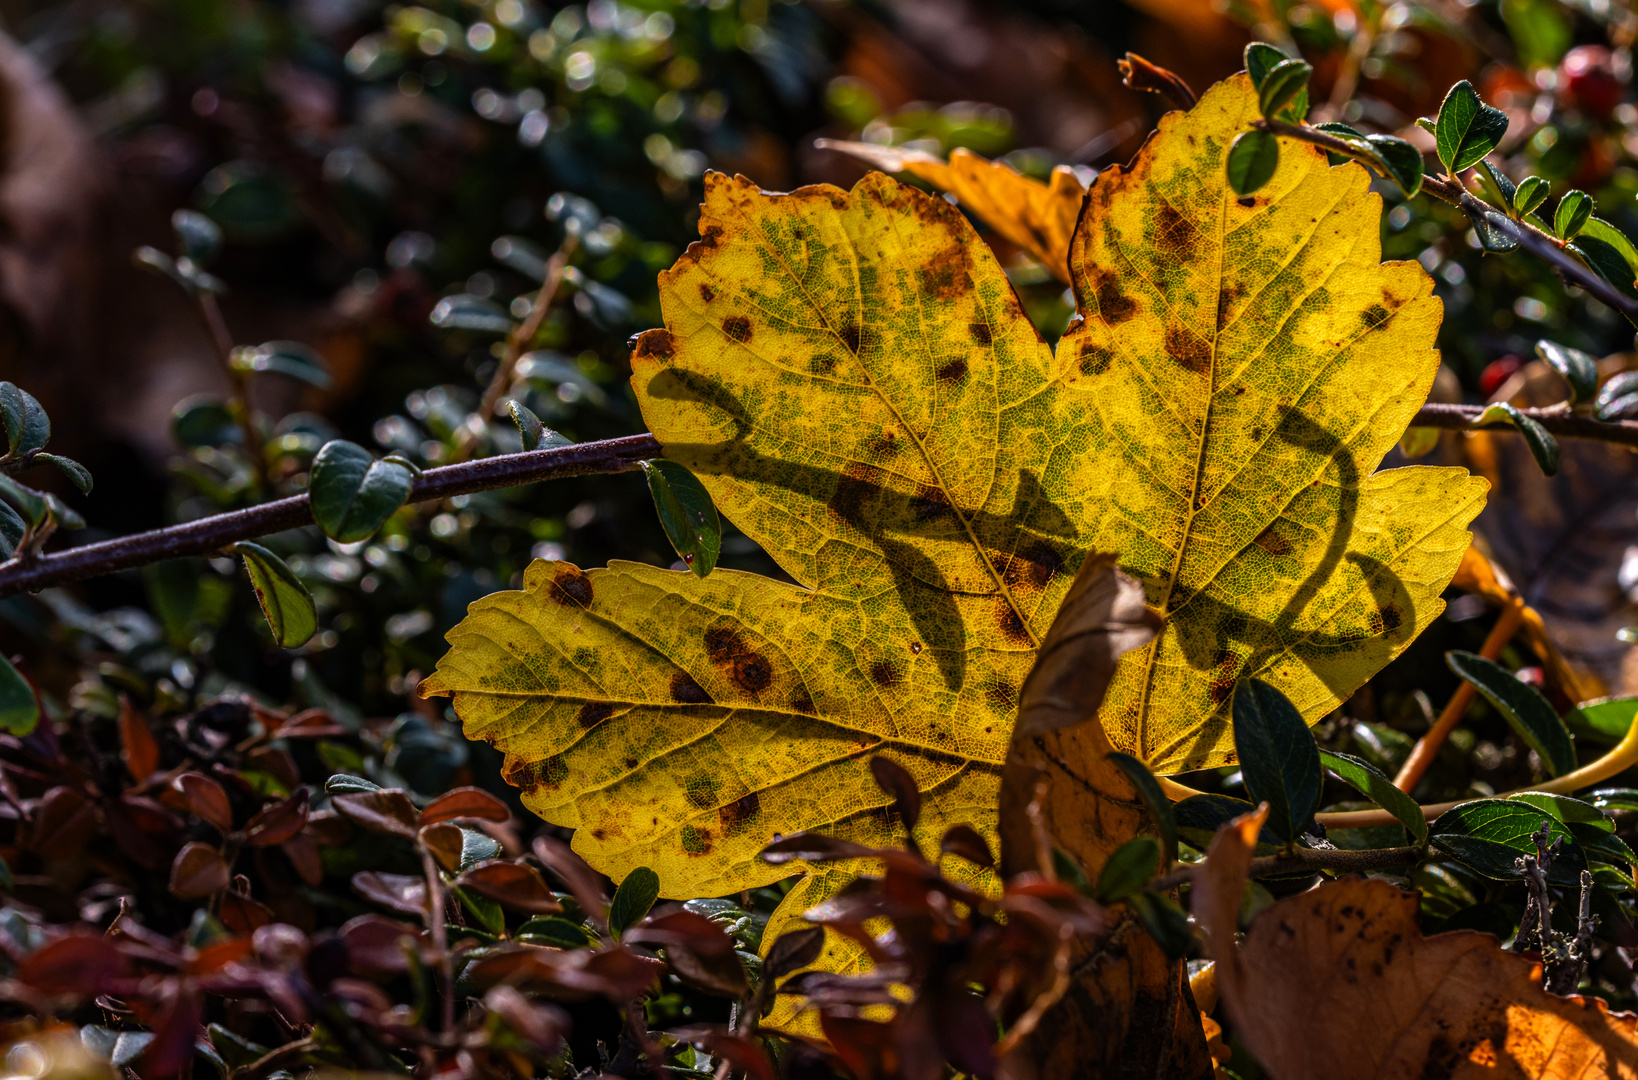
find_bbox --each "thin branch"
[1149,844,1423,893]
[1415,402,1638,448]
[0,433,659,599]
[1257,119,1638,324]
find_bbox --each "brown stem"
[475,237,579,431]
[1149,844,1422,892]
[196,291,267,489]
[421,845,455,1034]
[0,433,659,598]
[1393,596,1524,792]
[1257,119,1638,324]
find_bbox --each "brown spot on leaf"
[632,329,675,360]
[1253,525,1292,556]
[1020,541,1062,587]
[1078,342,1112,376]
[968,322,992,345]
[732,654,772,693]
[704,627,744,663]
[869,660,902,688]
[839,324,862,353]
[984,678,1017,713]
[911,483,952,521]
[699,283,715,303]
[1207,650,1241,706]
[681,825,712,854]
[1165,326,1211,374]
[936,358,968,384]
[719,793,760,834]
[722,315,753,343]
[508,754,568,793]
[1090,268,1136,323]
[790,690,816,715]
[919,257,966,300]
[1154,203,1196,255]
[997,602,1031,644]
[1238,195,1256,208]
[705,626,773,694]
[1367,604,1404,635]
[548,567,593,607]
[1362,304,1392,330]
[576,702,615,729]
[669,672,712,704]
[867,431,898,459]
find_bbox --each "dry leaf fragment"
[1197,805,1638,1079]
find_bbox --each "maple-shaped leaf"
[816,139,1087,282]
[421,72,1482,959]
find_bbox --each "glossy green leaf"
[1107,751,1178,864]
[172,396,241,448]
[1129,891,1194,958]
[1318,749,1427,844]
[508,400,571,451]
[230,341,333,389]
[1513,176,1550,215]
[1568,696,1638,745]
[1569,233,1638,300]
[1535,340,1599,404]
[461,829,503,870]
[1571,823,1636,867]
[171,210,223,265]
[1578,217,1638,285]
[1508,792,1613,832]
[1464,203,1520,253]
[0,383,48,457]
[518,916,596,948]
[1174,794,1277,848]
[1590,787,1638,813]
[1366,135,1424,197]
[0,501,25,558]
[45,493,83,531]
[641,459,721,578]
[309,440,415,544]
[1243,42,1289,89]
[1600,392,1638,420]
[1257,59,1312,121]
[1226,130,1279,195]
[1051,848,1094,897]
[1434,81,1509,174]
[0,474,46,528]
[609,866,659,934]
[1313,121,1364,167]
[1474,402,1558,477]
[430,294,514,335]
[1095,836,1160,904]
[325,774,381,795]
[1446,650,1575,775]
[1595,373,1638,419]
[33,454,91,494]
[0,654,38,736]
[1475,159,1516,210]
[1232,679,1322,844]
[1555,189,1594,241]
[455,886,507,934]
[1429,798,1586,885]
[233,541,317,648]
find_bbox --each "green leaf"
[0,474,46,528]
[325,774,381,794]
[609,866,659,934]
[172,395,241,448]
[641,459,722,578]
[1590,787,1638,813]
[1314,121,1364,166]
[1600,392,1638,421]
[33,453,91,494]
[455,886,507,934]
[1569,234,1638,300]
[1174,794,1278,849]
[1095,836,1160,903]
[430,294,514,335]
[518,916,596,948]
[309,440,415,543]
[1508,791,1613,832]
[171,210,223,265]
[461,829,503,870]
[1573,824,1638,868]
[0,654,38,736]
[1577,217,1638,287]
[1555,189,1594,241]
[1513,176,1550,216]
[1429,799,1586,884]
[0,501,25,557]
[45,493,83,531]
[233,541,317,648]
[1474,402,1558,476]
[1318,749,1428,844]
[230,341,332,389]
[1244,42,1290,89]
[1226,129,1280,196]
[1535,340,1599,404]
[1128,892,1194,959]
[1257,59,1313,121]
[509,400,571,451]
[1475,158,1516,210]
[1415,117,1437,136]
[1051,848,1094,897]
[1434,81,1509,174]
[1445,650,1576,775]
[1464,204,1519,253]
[1106,751,1179,865]
[0,383,48,457]
[1567,696,1638,745]
[1232,679,1322,844]
[1366,135,1424,197]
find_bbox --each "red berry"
[1560,45,1625,118]
[1480,355,1523,397]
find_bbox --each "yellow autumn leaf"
[421,72,1482,959]
[815,139,1086,282]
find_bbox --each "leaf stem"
[1148,843,1423,892]
[196,290,267,490]
[1256,119,1638,324]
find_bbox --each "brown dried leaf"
[997,553,1211,1078]
[168,841,230,899]
[671,1026,775,1080]
[626,907,747,998]
[420,786,510,825]
[244,788,309,846]
[419,822,465,874]
[333,789,419,839]
[340,913,424,976]
[352,871,428,917]
[455,860,561,914]
[938,824,995,869]
[29,786,98,858]
[218,889,275,934]
[172,773,233,834]
[764,925,826,982]
[118,698,160,783]
[1197,804,1638,1079]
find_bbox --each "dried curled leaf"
[814,139,1086,282]
[1197,805,1638,1079]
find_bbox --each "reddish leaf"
[419,822,464,874]
[939,824,994,869]
[869,756,922,832]
[627,909,748,998]
[246,745,300,790]
[172,773,233,833]
[252,923,309,968]
[581,946,664,999]
[672,1027,775,1080]
[104,795,183,870]
[340,914,423,976]
[759,832,883,864]
[281,832,323,886]
[29,786,98,858]
[764,926,826,981]
[15,932,130,996]
[820,1014,897,1080]
[532,835,608,923]
[243,788,309,846]
[169,842,230,899]
[140,988,202,1078]
[420,786,510,825]
[333,789,419,839]
[219,889,275,934]
[352,871,428,916]
[485,985,568,1052]
[304,809,352,846]
[189,936,254,976]
[455,860,561,914]
[118,698,160,782]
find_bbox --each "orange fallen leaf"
[1196,805,1638,1079]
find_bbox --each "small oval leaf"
[1319,749,1428,844]
[1095,836,1160,903]
[642,459,722,578]
[1232,679,1323,844]
[1445,650,1576,776]
[609,866,660,935]
[1474,402,1559,476]
[232,541,317,648]
[1534,340,1599,404]
[1429,799,1586,885]
[1226,129,1279,196]
[309,440,415,543]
